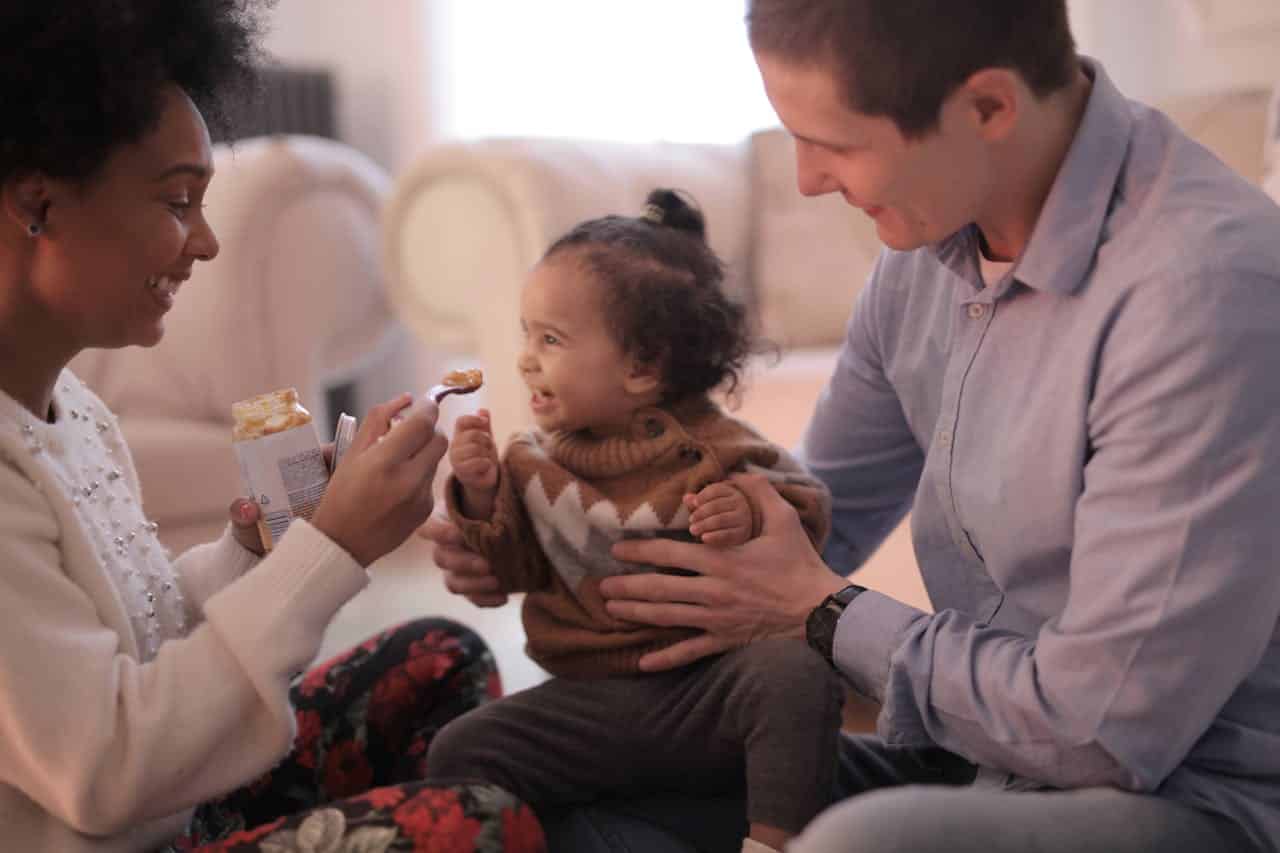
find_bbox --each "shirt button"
[937,430,952,448]
[967,303,987,319]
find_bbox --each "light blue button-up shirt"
[803,60,1280,851]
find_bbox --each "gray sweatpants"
[426,637,845,834]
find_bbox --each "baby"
[427,189,844,853]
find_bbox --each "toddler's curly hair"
[544,189,754,403]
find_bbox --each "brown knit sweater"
[446,396,831,679]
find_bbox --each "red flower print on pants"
[393,788,482,852]
[322,739,374,800]
[354,784,408,812]
[294,709,323,770]
[503,804,548,850]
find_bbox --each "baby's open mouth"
[146,276,182,296]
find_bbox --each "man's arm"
[836,270,1280,790]
[801,258,925,573]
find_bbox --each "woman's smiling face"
[25,85,220,351]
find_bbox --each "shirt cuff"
[833,588,928,703]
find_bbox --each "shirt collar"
[929,57,1135,296]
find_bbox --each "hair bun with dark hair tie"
[642,188,707,241]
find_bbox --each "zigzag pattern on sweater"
[522,473,693,590]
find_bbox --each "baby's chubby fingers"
[689,481,738,504]
[688,495,745,526]
[690,506,749,535]
[453,409,494,437]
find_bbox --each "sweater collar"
[545,396,718,479]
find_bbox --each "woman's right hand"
[418,516,508,607]
[311,394,447,567]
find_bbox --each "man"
[426,1,1280,850]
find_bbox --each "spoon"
[428,368,485,403]
[391,368,485,427]
[333,369,485,469]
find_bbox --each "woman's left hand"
[601,474,849,671]
[229,498,265,556]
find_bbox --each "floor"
[315,531,550,693]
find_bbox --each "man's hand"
[601,474,848,671]
[686,481,753,547]
[418,515,509,607]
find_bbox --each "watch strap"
[806,583,867,666]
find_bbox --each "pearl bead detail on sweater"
[11,379,187,660]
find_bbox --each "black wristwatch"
[805,584,867,667]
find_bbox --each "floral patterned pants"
[167,617,546,853]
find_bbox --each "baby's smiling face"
[516,255,661,436]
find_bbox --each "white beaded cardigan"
[0,370,368,853]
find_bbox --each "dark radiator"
[212,67,337,143]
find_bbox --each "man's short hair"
[747,0,1078,138]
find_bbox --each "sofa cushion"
[747,128,883,350]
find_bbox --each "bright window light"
[436,1,779,143]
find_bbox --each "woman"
[0,1,544,850]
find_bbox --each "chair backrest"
[746,128,883,351]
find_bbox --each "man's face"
[755,51,990,251]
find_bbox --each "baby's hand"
[450,409,499,493]
[685,481,753,547]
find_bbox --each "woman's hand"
[311,394,448,567]
[601,474,848,671]
[686,481,754,547]
[228,497,265,556]
[417,516,509,607]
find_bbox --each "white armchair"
[383,85,1277,611]
[71,135,415,554]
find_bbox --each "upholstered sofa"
[384,84,1280,612]
[70,135,417,555]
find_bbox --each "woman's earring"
[27,222,42,237]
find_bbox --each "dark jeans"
[539,734,975,853]
[544,733,1255,853]
[427,638,844,837]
